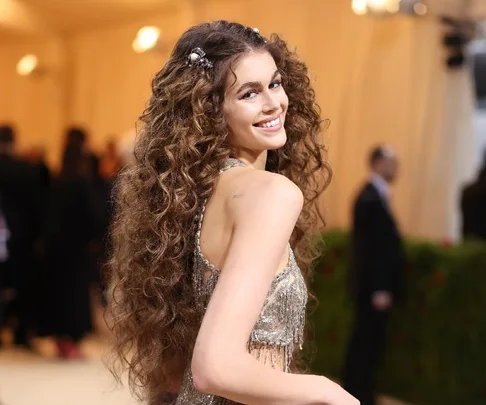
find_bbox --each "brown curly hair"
[107,20,332,405]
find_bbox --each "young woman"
[108,20,358,405]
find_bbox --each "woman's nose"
[262,92,280,112]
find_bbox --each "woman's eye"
[242,90,258,100]
[240,80,282,100]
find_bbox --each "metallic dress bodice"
[175,159,308,405]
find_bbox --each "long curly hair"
[107,20,332,405]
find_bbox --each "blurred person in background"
[41,135,102,359]
[25,145,51,191]
[461,149,486,241]
[100,138,121,181]
[343,145,405,405]
[23,145,52,345]
[97,137,122,246]
[0,125,41,349]
[0,194,12,338]
[86,150,113,306]
[65,126,87,149]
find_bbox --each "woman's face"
[222,51,289,156]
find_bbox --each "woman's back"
[177,158,308,404]
[199,159,291,277]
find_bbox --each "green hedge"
[308,230,486,405]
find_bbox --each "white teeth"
[259,118,280,128]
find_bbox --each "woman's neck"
[232,149,267,170]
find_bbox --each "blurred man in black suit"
[461,150,486,241]
[343,145,405,405]
[0,125,41,347]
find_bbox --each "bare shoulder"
[226,170,304,220]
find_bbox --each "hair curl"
[107,20,332,405]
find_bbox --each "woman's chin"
[266,132,287,150]
[252,126,286,149]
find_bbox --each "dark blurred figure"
[65,126,87,148]
[87,151,112,232]
[0,195,13,333]
[41,136,101,359]
[461,150,486,240]
[343,145,405,405]
[98,140,121,276]
[25,145,51,191]
[97,138,124,306]
[0,125,41,348]
[86,152,112,302]
[99,138,121,181]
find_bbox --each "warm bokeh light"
[386,0,400,13]
[352,0,368,15]
[132,26,160,53]
[368,0,400,13]
[352,0,402,15]
[16,54,38,76]
[367,0,386,9]
[413,2,427,16]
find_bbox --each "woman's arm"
[192,172,357,405]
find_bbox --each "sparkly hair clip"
[187,47,213,69]
[251,27,267,43]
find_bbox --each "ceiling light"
[17,54,39,76]
[133,26,160,53]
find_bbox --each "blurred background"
[0,1,485,405]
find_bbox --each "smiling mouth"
[253,116,281,128]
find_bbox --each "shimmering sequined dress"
[175,159,308,405]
